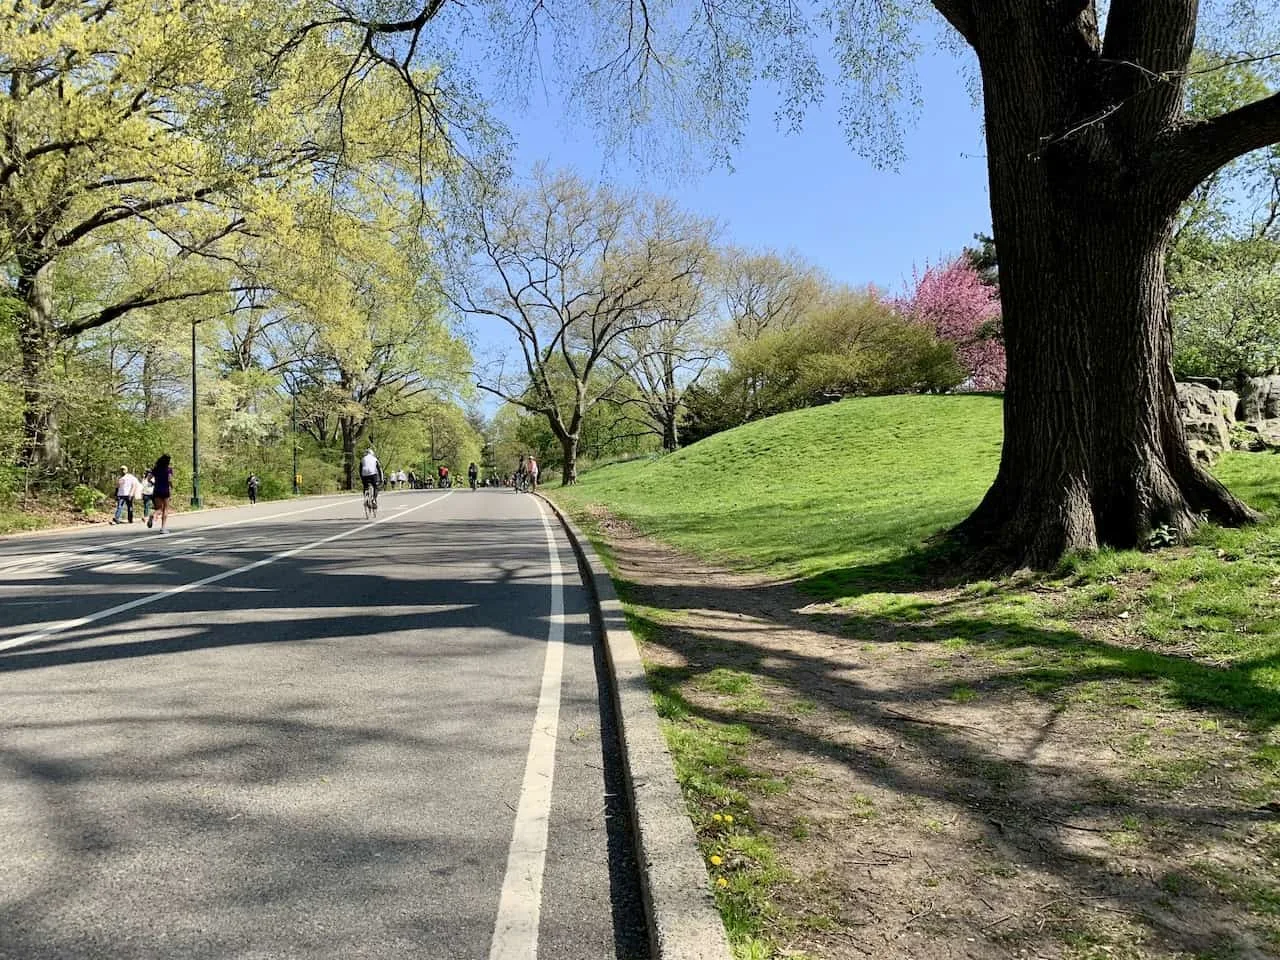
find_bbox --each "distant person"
[527,454,539,491]
[247,473,260,504]
[468,461,478,490]
[407,469,417,490]
[149,454,174,533]
[112,466,139,524]
[140,469,155,522]
[438,464,448,488]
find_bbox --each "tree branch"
[930,0,975,46]
[1163,92,1280,201]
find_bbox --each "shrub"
[72,484,106,515]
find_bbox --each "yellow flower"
[709,855,722,866]
[724,814,735,824]
[717,877,729,888]
[712,813,723,823]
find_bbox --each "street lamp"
[292,388,299,495]
[190,322,202,508]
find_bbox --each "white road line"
[489,499,567,960]
[0,496,356,574]
[0,492,452,654]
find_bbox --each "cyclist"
[359,447,383,506]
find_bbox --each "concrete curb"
[539,495,733,960]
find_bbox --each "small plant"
[71,484,104,515]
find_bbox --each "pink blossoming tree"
[900,259,1006,391]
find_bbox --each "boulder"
[1236,418,1280,452]
[1240,375,1280,422]
[1176,382,1238,462]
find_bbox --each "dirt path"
[589,509,1280,960]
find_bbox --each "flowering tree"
[901,259,1006,392]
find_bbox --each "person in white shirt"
[359,448,383,501]
[112,467,139,524]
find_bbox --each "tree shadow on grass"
[609,541,1280,958]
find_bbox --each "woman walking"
[148,453,174,533]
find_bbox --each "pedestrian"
[467,461,478,490]
[149,453,174,533]
[247,473,260,504]
[407,469,416,490]
[140,469,155,521]
[527,454,539,491]
[112,466,139,524]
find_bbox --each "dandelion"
[712,813,723,823]
[709,855,722,866]
[717,877,729,888]
[724,814,734,824]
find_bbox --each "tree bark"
[955,14,1261,569]
[560,434,579,486]
[661,409,678,452]
[17,259,62,471]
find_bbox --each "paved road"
[0,490,648,959]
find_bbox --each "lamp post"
[291,389,299,495]
[190,323,201,508]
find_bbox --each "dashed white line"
[0,493,452,653]
[0,495,358,574]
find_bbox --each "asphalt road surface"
[0,490,648,960]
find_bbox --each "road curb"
[539,494,733,960]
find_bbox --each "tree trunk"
[661,409,678,452]
[560,434,579,486]
[956,32,1260,570]
[17,260,62,471]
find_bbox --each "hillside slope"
[556,395,1005,577]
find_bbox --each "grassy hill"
[551,395,1280,960]
[555,394,1277,580]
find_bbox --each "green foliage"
[1171,54,1280,383]
[683,293,962,443]
[71,484,105,515]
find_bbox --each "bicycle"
[363,484,378,520]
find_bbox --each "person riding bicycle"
[467,462,478,490]
[359,448,383,503]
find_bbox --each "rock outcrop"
[1240,375,1280,422]
[1176,383,1239,462]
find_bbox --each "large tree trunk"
[956,18,1260,569]
[560,434,579,486]
[17,259,62,471]
[661,407,679,452]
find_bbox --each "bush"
[681,290,963,444]
[72,484,106,514]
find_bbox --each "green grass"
[548,396,1280,958]
[553,395,1004,581]
[553,397,1280,732]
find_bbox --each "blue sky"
[491,46,992,295]
[461,38,994,408]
